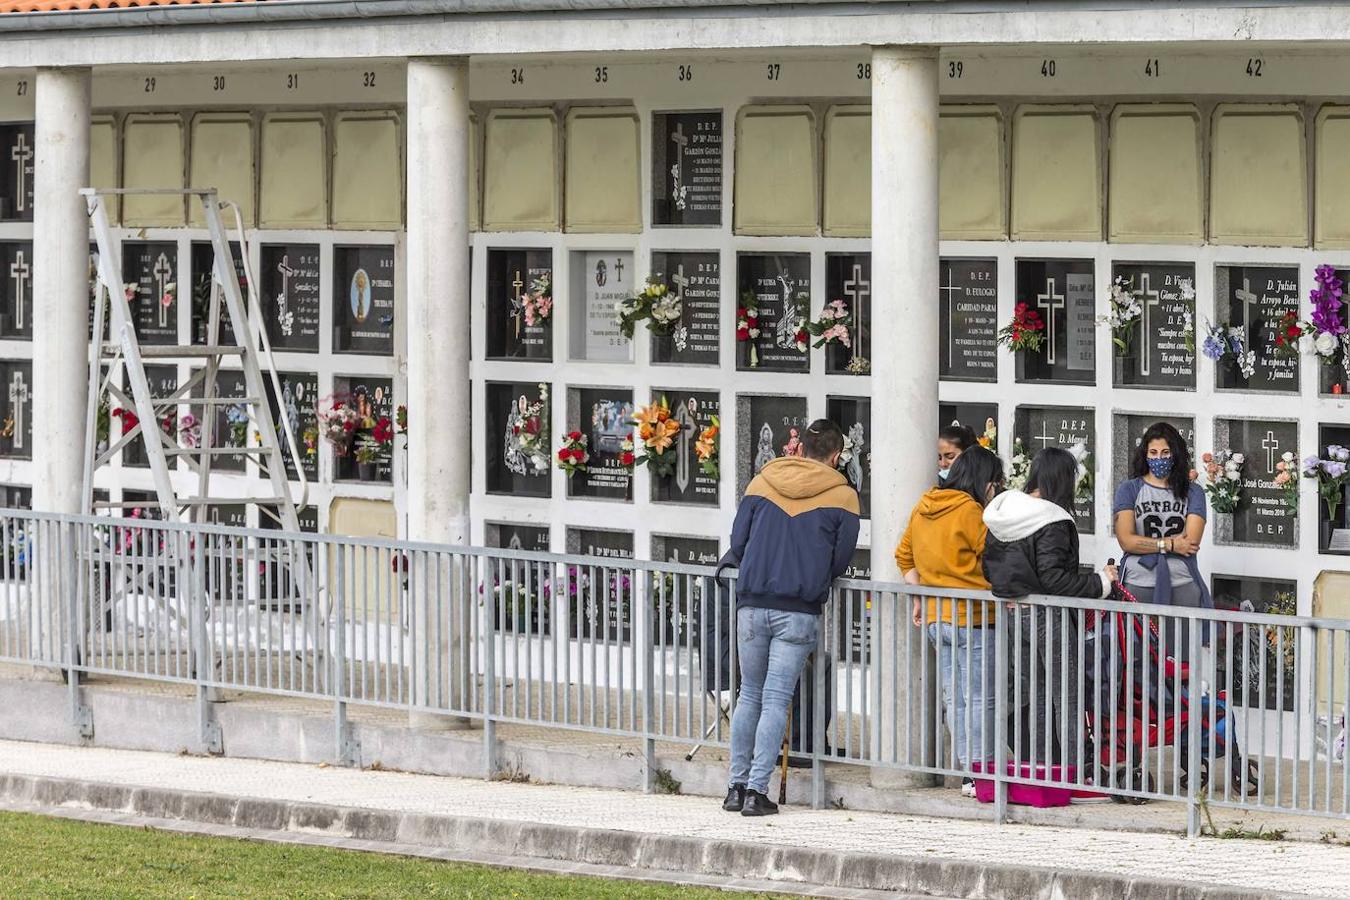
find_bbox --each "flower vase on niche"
[356,440,379,482]
[1214,512,1235,544]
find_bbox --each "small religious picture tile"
[938,402,999,454]
[334,245,395,355]
[189,241,242,346]
[0,241,32,340]
[737,253,809,373]
[0,123,35,222]
[190,368,250,473]
[1211,574,1298,711]
[938,257,998,382]
[736,394,808,497]
[826,395,870,518]
[486,522,551,553]
[650,251,719,366]
[564,527,634,643]
[265,370,320,482]
[487,248,552,361]
[259,243,321,352]
[1110,262,1196,390]
[652,110,722,227]
[569,251,632,362]
[1110,413,1196,493]
[1214,265,1299,393]
[122,365,178,469]
[650,534,720,647]
[1213,417,1298,547]
[566,387,634,501]
[1014,258,1095,385]
[332,375,393,483]
[0,359,32,459]
[824,253,872,376]
[1014,405,1096,533]
[122,242,180,346]
[651,389,719,507]
[485,381,551,498]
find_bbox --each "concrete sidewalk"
[0,740,1341,898]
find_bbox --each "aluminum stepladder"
[78,188,316,707]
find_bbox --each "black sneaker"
[741,789,779,816]
[722,784,746,812]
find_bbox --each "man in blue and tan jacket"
[721,419,860,816]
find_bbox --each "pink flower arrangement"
[521,274,552,327]
[806,299,853,349]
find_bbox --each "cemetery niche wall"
[1,240,32,340]
[486,248,552,360]
[333,245,395,355]
[650,251,719,366]
[825,253,871,375]
[737,394,807,497]
[1111,413,1196,490]
[189,240,242,345]
[827,396,871,518]
[1214,265,1299,393]
[737,253,809,373]
[1109,262,1196,390]
[484,381,551,498]
[565,527,634,643]
[260,243,321,352]
[651,110,722,227]
[570,250,633,362]
[122,242,179,346]
[1014,258,1095,384]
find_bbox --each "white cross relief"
[1263,430,1280,474]
[1235,277,1260,337]
[8,250,28,332]
[510,270,525,338]
[1140,272,1161,377]
[7,369,27,450]
[1033,420,1057,449]
[673,401,697,493]
[153,253,173,329]
[275,255,296,337]
[939,265,962,364]
[845,263,870,355]
[1037,278,1065,365]
[10,133,31,214]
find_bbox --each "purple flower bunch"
[1310,265,1347,339]
[1304,444,1350,522]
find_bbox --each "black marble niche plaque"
[259,244,320,352]
[1317,424,1350,552]
[265,370,319,481]
[190,368,250,473]
[737,253,809,373]
[564,527,634,643]
[652,111,722,227]
[1015,405,1095,533]
[650,534,719,647]
[825,253,872,375]
[0,123,34,222]
[189,241,243,346]
[939,402,999,453]
[1014,259,1095,385]
[485,381,551,498]
[567,387,634,502]
[1110,413,1196,491]
[334,245,395,355]
[333,376,393,483]
[484,522,552,635]
[0,241,32,339]
[836,547,872,665]
[122,242,180,346]
[258,504,319,611]
[651,389,719,507]
[486,522,551,553]
[939,258,998,382]
[1111,262,1196,390]
[1215,265,1299,393]
[827,395,870,519]
[122,365,178,469]
[0,360,31,460]
[1212,574,1298,711]
[487,248,552,361]
[0,483,31,509]
[1215,417,1297,547]
[736,394,808,497]
[650,251,719,366]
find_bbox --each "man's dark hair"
[945,445,1004,508]
[1026,447,1077,513]
[801,418,845,462]
[1129,421,1192,500]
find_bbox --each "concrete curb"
[0,773,1306,900]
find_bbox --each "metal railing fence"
[0,508,1346,834]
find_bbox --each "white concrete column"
[406,58,472,730]
[869,46,940,788]
[32,68,91,515]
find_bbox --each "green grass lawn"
[0,810,786,899]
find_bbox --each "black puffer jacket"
[981,490,1107,600]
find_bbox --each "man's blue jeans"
[729,606,819,794]
[927,622,997,769]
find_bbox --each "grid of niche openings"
[109,238,398,486]
[0,120,35,473]
[481,248,874,511]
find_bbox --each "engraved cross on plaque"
[276,255,295,335]
[670,122,688,171]
[1262,430,1280,474]
[1140,273,1161,377]
[1037,278,1065,365]
[7,369,27,451]
[845,263,870,357]
[10,133,31,214]
[8,249,28,331]
[1235,277,1260,334]
[1033,420,1057,449]
[153,253,173,328]
[614,257,624,283]
[673,401,697,493]
[939,266,961,364]
[511,270,525,338]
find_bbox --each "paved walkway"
[0,740,1345,897]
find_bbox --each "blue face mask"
[937,468,950,481]
[1147,457,1175,479]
